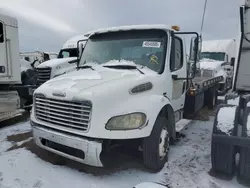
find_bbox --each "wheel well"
[159,104,176,141]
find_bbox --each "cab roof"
[86,24,173,37]
[0,12,18,27]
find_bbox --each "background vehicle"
[20,51,58,68]
[30,24,223,171]
[0,12,23,122]
[211,0,250,185]
[197,39,236,95]
[35,34,88,86]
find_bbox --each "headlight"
[105,112,147,130]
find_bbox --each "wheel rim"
[159,127,169,159]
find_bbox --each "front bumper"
[32,125,103,167]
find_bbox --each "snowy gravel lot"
[0,116,248,188]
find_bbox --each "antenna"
[200,0,208,36]
[198,0,208,61]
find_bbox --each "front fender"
[86,94,172,139]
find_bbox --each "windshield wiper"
[103,65,144,75]
[77,65,95,71]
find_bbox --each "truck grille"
[34,95,92,131]
[202,70,213,77]
[36,67,51,85]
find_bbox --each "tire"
[207,90,217,109]
[143,117,169,172]
[211,104,238,176]
[218,83,227,96]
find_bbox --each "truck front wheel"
[142,117,169,172]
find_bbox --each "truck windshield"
[201,52,225,61]
[58,48,78,58]
[79,29,167,73]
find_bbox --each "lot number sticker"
[142,41,161,48]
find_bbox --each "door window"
[0,22,4,43]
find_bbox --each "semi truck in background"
[35,34,88,86]
[197,39,237,95]
[0,12,23,122]
[20,51,58,68]
[31,24,223,171]
[211,0,250,185]
[19,34,89,108]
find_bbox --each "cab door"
[170,36,187,111]
[0,22,7,76]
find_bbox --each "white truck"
[198,39,237,95]
[35,34,88,86]
[0,12,23,122]
[20,51,58,68]
[30,25,223,171]
[211,0,250,185]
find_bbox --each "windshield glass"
[58,48,78,58]
[79,30,167,73]
[200,52,225,61]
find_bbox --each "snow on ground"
[0,118,248,188]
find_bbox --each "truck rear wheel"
[207,90,217,109]
[142,117,169,172]
[211,105,238,176]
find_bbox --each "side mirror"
[230,57,235,66]
[78,43,84,59]
[189,36,199,63]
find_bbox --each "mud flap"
[211,104,238,177]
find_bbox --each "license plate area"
[40,138,85,159]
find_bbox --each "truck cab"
[198,39,236,95]
[35,34,88,85]
[31,24,221,171]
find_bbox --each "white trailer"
[0,12,23,122]
[211,0,250,185]
[198,39,237,95]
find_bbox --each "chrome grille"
[36,67,51,85]
[202,70,213,77]
[35,96,91,131]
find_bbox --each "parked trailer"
[0,12,24,122]
[30,25,222,171]
[211,0,250,185]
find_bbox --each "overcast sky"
[0,0,245,53]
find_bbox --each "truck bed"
[192,75,223,92]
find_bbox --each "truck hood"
[199,58,225,70]
[36,66,157,97]
[37,57,77,68]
